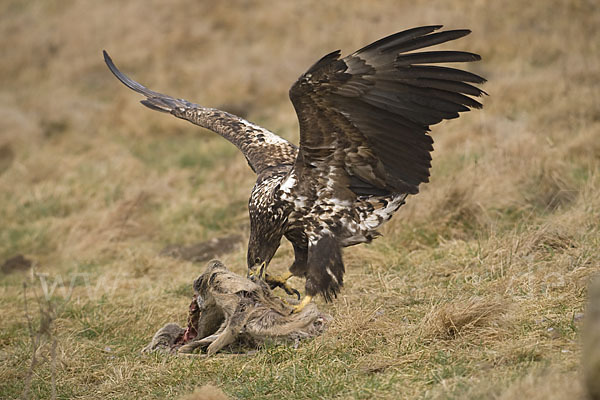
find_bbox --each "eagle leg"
[291,233,344,314]
[305,233,345,302]
[265,272,300,300]
[291,294,314,314]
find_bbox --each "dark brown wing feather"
[289,25,486,195]
[104,51,298,174]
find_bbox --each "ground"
[1,0,599,399]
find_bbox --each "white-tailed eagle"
[104,25,486,313]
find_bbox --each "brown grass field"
[1,0,599,398]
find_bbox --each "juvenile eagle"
[104,25,485,313]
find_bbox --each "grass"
[1,0,599,398]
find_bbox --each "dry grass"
[1,0,599,398]
[178,385,230,400]
[421,297,508,340]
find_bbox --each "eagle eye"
[254,257,262,264]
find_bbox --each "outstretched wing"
[104,51,298,174]
[289,25,486,195]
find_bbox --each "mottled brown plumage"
[104,25,485,304]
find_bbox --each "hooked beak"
[247,261,266,281]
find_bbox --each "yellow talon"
[266,271,293,284]
[247,261,266,281]
[265,272,300,300]
[291,295,313,314]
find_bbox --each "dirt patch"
[1,254,32,274]
[178,385,230,400]
[0,143,15,176]
[160,234,243,263]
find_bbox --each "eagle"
[104,25,486,313]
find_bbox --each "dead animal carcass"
[143,260,331,356]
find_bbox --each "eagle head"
[246,172,291,277]
[246,222,283,277]
[246,193,288,276]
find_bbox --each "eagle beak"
[248,261,267,281]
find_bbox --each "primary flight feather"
[104,25,486,312]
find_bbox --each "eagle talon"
[291,295,313,314]
[248,262,267,281]
[265,272,300,300]
[290,288,301,301]
[281,286,301,301]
